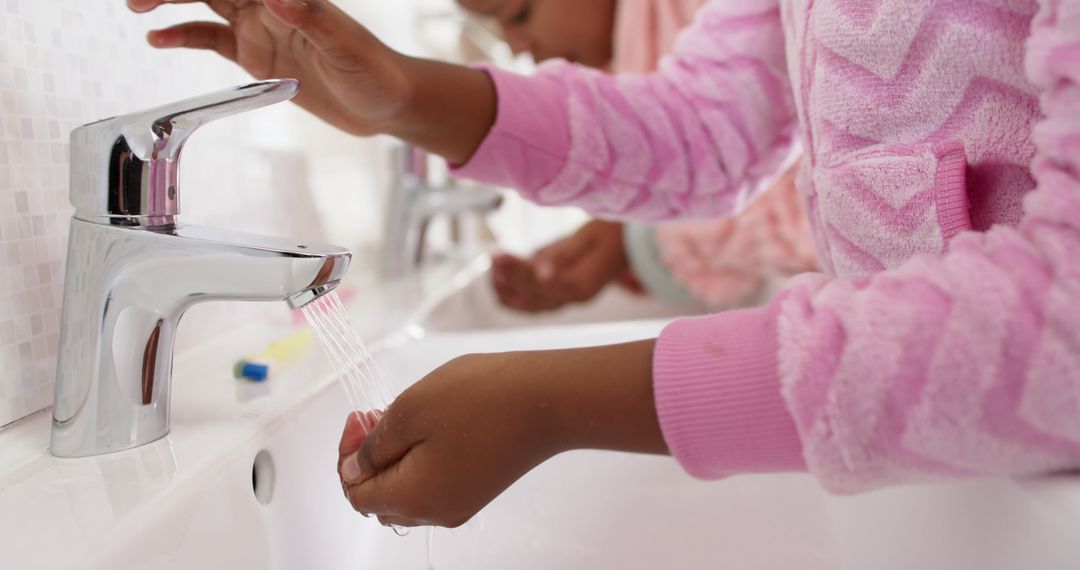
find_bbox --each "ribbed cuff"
[653,303,806,479]
[931,141,971,243]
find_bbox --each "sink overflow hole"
[252,450,276,506]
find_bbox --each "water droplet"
[391,524,410,537]
[427,527,437,570]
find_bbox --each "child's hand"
[337,353,563,528]
[127,0,411,137]
[490,254,562,312]
[491,220,631,313]
[337,341,666,528]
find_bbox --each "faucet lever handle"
[141,78,299,133]
[70,79,300,226]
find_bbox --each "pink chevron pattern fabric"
[653,169,820,307]
[453,0,1080,491]
[614,0,819,308]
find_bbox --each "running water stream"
[302,290,437,563]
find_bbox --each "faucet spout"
[378,144,503,279]
[50,220,351,458]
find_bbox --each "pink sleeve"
[611,0,711,74]
[654,165,820,308]
[452,0,797,223]
[653,2,1080,492]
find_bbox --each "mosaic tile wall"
[0,0,404,427]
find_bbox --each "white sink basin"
[3,285,1080,569]
[238,321,840,570]
[416,256,690,333]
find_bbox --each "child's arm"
[339,5,1080,517]
[654,2,1080,492]
[129,0,499,164]
[132,0,795,224]
[452,0,798,222]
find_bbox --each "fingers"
[147,22,238,61]
[345,453,467,528]
[127,0,200,13]
[558,244,624,302]
[262,0,373,62]
[491,254,522,289]
[492,255,539,309]
[533,221,612,281]
[338,411,378,456]
[338,410,385,479]
[555,220,627,301]
[532,239,584,283]
[129,1,242,57]
[615,270,647,294]
[344,450,423,517]
[128,0,238,21]
[493,257,553,312]
[345,460,405,516]
[493,247,610,312]
[376,515,420,529]
[340,405,413,486]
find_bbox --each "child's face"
[458,0,617,68]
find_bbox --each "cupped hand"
[336,341,665,528]
[492,220,631,313]
[337,353,565,528]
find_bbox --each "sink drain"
[252,450,276,506]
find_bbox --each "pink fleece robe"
[614,0,820,309]
[454,0,1080,492]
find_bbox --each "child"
[129,0,1080,530]
[462,0,819,313]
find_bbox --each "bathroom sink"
[3,292,1080,569]
[5,319,843,570]
[415,255,691,334]
[224,321,842,570]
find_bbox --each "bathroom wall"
[0,0,418,427]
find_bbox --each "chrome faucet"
[51,80,352,458]
[378,144,503,279]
